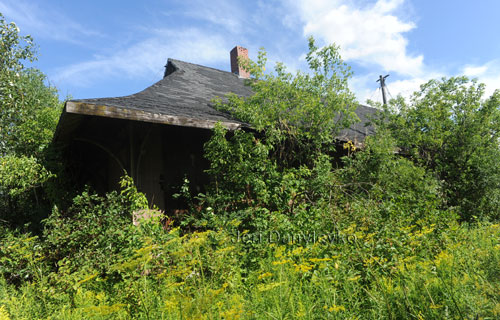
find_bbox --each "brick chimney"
[230,46,250,79]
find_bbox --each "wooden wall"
[63,115,212,212]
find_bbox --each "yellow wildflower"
[167,281,185,288]
[0,306,11,320]
[434,250,453,267]
[294,263,313,273]
[290,246,305,256]
[272,259,292,266]
[309,258,332,263]
[257,282,284,292]
[258,272,273,280]
[347,275,361,281]
[274,245,285,258]
[215,246,235,254]
[76,272,98,286]
[324,305,346,313]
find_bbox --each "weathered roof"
[63,59,253,130]
[337,105,378,146]
[55,58,378,144]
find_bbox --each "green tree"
[0,14,62,157]
[383,77,500,220]
[215,37,358,167]
[197,38,359,232]
[0,13,63,228]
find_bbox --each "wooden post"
[377,74,389,105]
[129,122,136,181]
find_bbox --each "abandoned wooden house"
[53,46,376,211]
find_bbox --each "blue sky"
[1,0,499,104]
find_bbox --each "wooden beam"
[66,101,243,130]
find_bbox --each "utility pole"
[377,74,389,105]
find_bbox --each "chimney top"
[230,46,250,79]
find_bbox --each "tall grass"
[1,219,499,319]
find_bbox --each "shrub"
[383,77,500,220]
[42,176,149,274]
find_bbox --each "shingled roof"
[337,105,377,146]
[60,59,252,132]
[55,58,377,145]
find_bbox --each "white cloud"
[0,0,102,43]
[463,65,488,77]
[286,0,424,77]
[178,0,246,34]
[462,60,500,97]
[385,74,440,99]
[353,60,500,105]
[281,0,456,103]
[52,29,230,87]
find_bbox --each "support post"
[377,74,389,105]
[129,122,136,181]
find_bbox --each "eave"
[65,101,244,131]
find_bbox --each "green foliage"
[214,37,357,166]
[199,124,343,236]
[0,13,34,72]
[340,131,447,224]
[384,77,500,220]
[1,208,500,319]
[0,13,62,228]
[43,176,149,274]
[1,69,62,156]
[0,155,53,197]
[201,125,276,225]
[0,227,45,286]
[119,174,150,211]
[0,13,62,157]
[0,155,54,227]
[199,38,359,234]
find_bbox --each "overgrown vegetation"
[382,79,500,221]
[1,15,500,319]
[0,13,63,230]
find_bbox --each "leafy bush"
[339,131,449,225]
[214,37,357,167]
[383,77,500,220]
[0,226,46,286]
[0,155,54,228]
[0,13,62,157]
[42,176,148,274]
